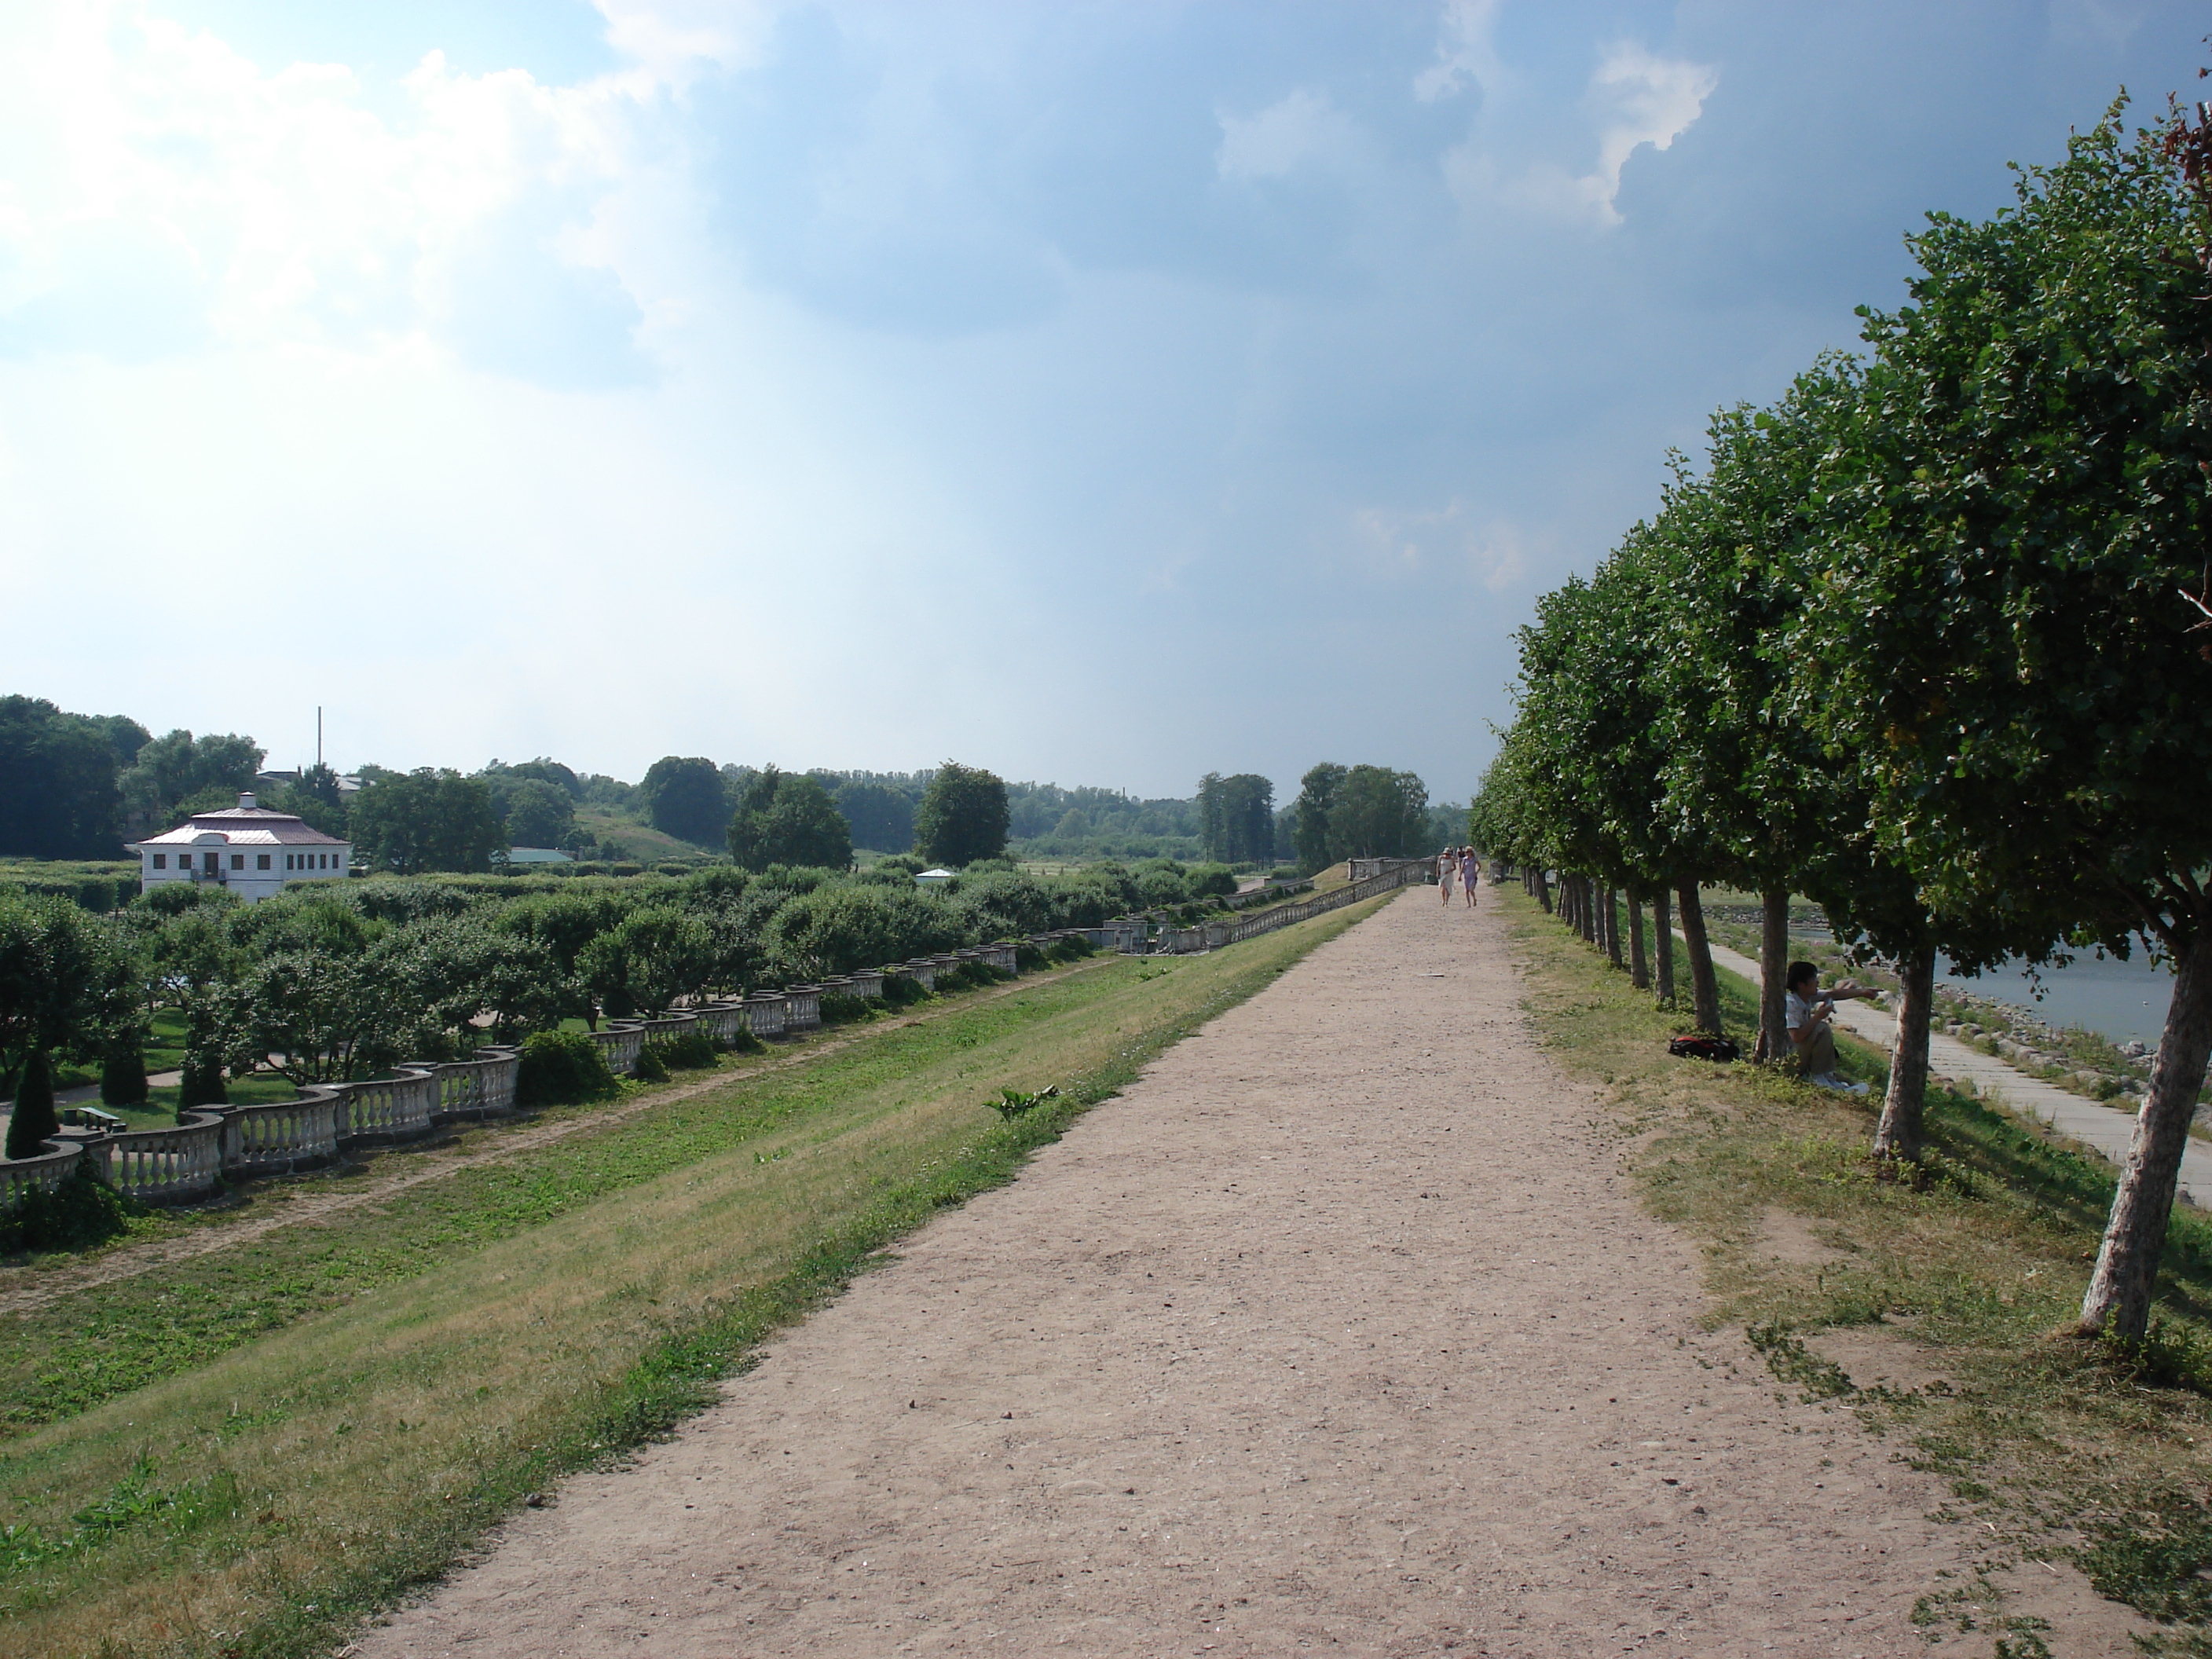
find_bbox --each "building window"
[257,854,271,870]
[152,854,166,870]
[230,853,244,870]
[204,851,218,872]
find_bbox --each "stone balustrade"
[419,1047,522,1119]
[694,1002,747,1044]
[848,969,884,999]
[1,1138,88,1210]
[899,959,939,990]
[586,1023,645,1078]
[83,1113,223,1203]
[784,984,822,1031]
[983,942,1019,972]
[330,1066,440,1144]
[217,1090,343,1177]
[742,992,788,1038]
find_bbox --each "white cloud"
[1442,37,1716,227]
[591,0,781,92]
[1216,88,1357,182]
[1414,0,1504,103]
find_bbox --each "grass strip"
[1503,883,2212,1655]
[0,895,1384,1659]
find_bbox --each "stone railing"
[785,985,822,1032]
[331,1066,440,1144]
[1157,858,1434,954]
[638,1013,699,1047]
[417,1047,522,1121]
[742,992,788,1038]
[586,1023,644,1079]
[83,1113,225,1203]
[694,1002,747,1045]
[217,1090,344,1177]
[899,958,939,990]
[848,969,884,1000]
[0,1138,89,1210]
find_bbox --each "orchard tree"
[914,761,1010,868]
[350,770,507,874]
[1291,763,1346,874]
[641,756,732,848]
[1799,103,2212,1336]
[728,767,854,871]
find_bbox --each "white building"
[133,793,353,903]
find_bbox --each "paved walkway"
[1698,939,2212,1207]
[361,892,1972,1658]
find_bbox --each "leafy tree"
[1797,102,2212,1336]
[502,778,576,849]
[580,906,713,1017]
[914,761,1010,868]
[1328,765,1428,859]
[0,894,137,1088]
[350,770,507,874]
[266,763,350,837]
[1291,764,1346,873]
[728,767,854,871]
[0,696,126,858]
[641,756,733,848]
[1198,773,1275,864]
[763,885,967,980]
[117,729,263,838]
[833,779,917,852]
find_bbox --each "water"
[1933,949,2176,1049]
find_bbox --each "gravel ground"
[356,890,2005,1658]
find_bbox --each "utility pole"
[317,707,323,770]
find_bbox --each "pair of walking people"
[1437,847,1478,908]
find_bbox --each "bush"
[946,960,1005,990]
[764,885,969,980]
[873,855,927,876]
[101,1047,148,1107]
[5,1049,59,1159]
[632,1043,668,1082]
[724,1025,765,1053]
[177,1054,228,1111]
[1046,936,1095,964]
[611,862,645,877]
[1015,943,1046,971]
[0,1169,148,1254]
[881,973,928,1008]
[654,1029,720,1070]
[819,991,873,1025]
[1185,862,1238,899]
[512,1029,619,1108]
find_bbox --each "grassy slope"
[0,896,1386,1659]
[569,807,711,862]
[1505,884,2212,1655]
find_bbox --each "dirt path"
[357,892,1985,1657]
[0,967,1101,1319]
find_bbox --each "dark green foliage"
[763,885,968,980]
[1015,943,1046,970]
[1045,936,1095,964]
[632,1043,668,1082]
[100,1045,147,1107]
[0,1169,147,1254]
[946,960,1004,990]
[0,893,138,1088]
[5,1048,59,1158]
[727,767,852,872]
[724,1025,766,1053]
[640,756,732,848]
[500,778,576,849]
[2078,1493,2212,1626]
[116,729,263,840]
[881,973,928,1007]
[0,697,130,859]
[653,1028,721,1070]
[817,991,872,1025]
[833,779,917,853]
[1196,772,1274,864]
[176,1053,227,1110]
[350,771,507,875]
[1291,762,1345,873]
[872,854,927,876]
[511,1029,618,1108]
[914,760,1010,868]
[132,878,233,916]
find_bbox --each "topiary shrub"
[5,1049,60,1159]
[654,1029,720,1070]
[818,991,872,1025]
[512,1029,619,1108]
[632,1043,669,1082]
[0,1168,148,1254]
[101,1046,148,1108]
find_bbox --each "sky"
[2,1,2204,804]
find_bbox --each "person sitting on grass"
[1785,960,1877,1095]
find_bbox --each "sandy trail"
[360,892,1974,1657]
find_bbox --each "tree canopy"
[914,761,1010,869]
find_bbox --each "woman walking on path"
[1462,848,1478,908]
[1438,847,1458,906]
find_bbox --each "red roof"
[139,806,348,848]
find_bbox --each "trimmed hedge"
[512,1030,620,1108]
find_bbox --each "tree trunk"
[1755,888,1790,1064]
[1628,893,1650,990]
[1603,888,1624,969]
[2080,936,2212,1339]
[1533,868,1551,913]
[1654,888,1674,1004]
[1678,883,1722,1036]
[1873,947,1934,1156]
[1581,878,1598,944]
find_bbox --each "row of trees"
[1470,98,2212,1341]
[0,848,1251,1148]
